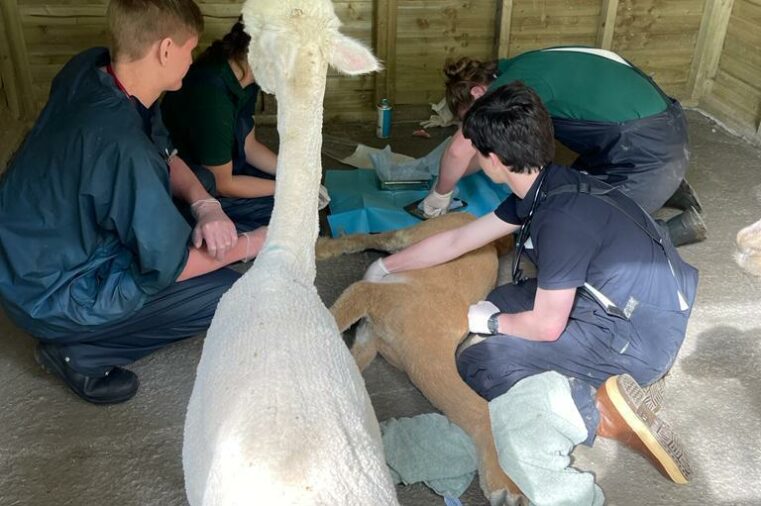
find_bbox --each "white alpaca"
[181,2,399,505]
[736,218,761,276]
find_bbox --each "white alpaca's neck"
[256,59,327,281]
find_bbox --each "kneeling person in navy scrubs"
[363,82,698,483]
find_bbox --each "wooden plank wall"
[508,0,600,55]
[698,0,761,141]
[611,0,704,101]
[392,0,498,106]
[12,0,375,118]
[3,0,759,137]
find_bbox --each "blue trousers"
[456,279,688,443]
[553,99,689,214]
[39,268,241,376]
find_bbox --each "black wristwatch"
[487,312,501,335]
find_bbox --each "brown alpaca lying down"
[316,212,525,506]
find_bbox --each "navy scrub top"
[495,164,696,315]
[0,47,191,337]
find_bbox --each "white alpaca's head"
[241,0,381,95]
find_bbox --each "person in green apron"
[420,47,705,247]
[162,20,328,233]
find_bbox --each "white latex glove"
[318,184,331,211]
[190,198,238,261]
[421,188,453,218]
[363,258,390,283]
[420,98,456,129]
[468,300,501,335]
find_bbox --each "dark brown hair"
[463,82,555,174]
[444,57,498,119]
[107,0,204,61]
[197,19,251,69]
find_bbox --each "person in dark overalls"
[419,47,706,247]
[162,20,328,233]
[363,83,698,484]
[0,0,266,405]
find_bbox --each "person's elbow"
[447,135,475,160]
[537,321,566,342]
[212,174,235,197]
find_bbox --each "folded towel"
[489,372,605,506]
[381,413,477,497]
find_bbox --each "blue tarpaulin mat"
[326,169,511,237]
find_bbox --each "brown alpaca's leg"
[330,282,380,371]
[330,281,375,332]
[315,213,475,260]
[404,348,524,503]
[351,322,379,372]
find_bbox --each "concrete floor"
[2,110,761,505]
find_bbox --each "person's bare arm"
[435,128,479,194]
[495,287,576,342]
[383,213,519,274]
[205,160,275,198]
[169,156,238,260]
[177,227,267,281]
[169,154,213,204]
[244,128,277,175]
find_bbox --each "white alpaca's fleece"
[182,1,398,504]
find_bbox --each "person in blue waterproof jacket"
[419,48,706,247]
[0,0,267,405]
[364,83,699,485]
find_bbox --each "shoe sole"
[35,346,137,405]
[605,375,691,484]
[643,377,665,414]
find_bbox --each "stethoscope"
[511,168,549,285]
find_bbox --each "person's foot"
[665,179,702,214]
[666,206,707,247]
[35,343,139,404]
[596,374,692,484]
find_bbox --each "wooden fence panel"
[610,0,704,100]
[699,0,761,139]
[392,0,497,106]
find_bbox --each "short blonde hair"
[107,0,204,61]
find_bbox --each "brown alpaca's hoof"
[489,488,529,506]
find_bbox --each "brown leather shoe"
[596,374,691,484]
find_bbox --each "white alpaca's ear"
[329,33,381,75]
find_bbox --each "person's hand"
[421,188,453,218]
[318,184,331,211]
[468,300,500,334]
[190,198,237,261]
[363,258,390,282]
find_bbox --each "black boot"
[665,207,707,247]
[664,179,702,214]
[35,343,139,404]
